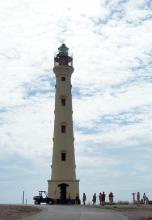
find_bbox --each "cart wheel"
[35,201,40,205]
[48,200,53,205]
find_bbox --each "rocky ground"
[100,204,152,220]
[0,204,152,220]
[0,205,41,220]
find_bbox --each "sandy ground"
[0,204,152,220]
[0,205,41,220]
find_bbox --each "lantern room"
[54,43,73,67]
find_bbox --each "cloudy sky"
[0,0,152,204]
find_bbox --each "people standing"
[92,193,96,205]
[75,193,80,204]
[68,193,71,204]
[102,192,106,205]
[99,192,102,205]
[143,193,149,205]
[82,193,86,205]
[143,193,146,204]
[145,196,149,204]
[137,192,140,203]
[109,192,114,204]
[132,193,136,203]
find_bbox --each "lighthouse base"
[48,179,80,204]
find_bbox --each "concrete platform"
[23,205,129,220]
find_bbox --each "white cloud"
[0,0,152,203]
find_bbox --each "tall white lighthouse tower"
[48,44,79,204]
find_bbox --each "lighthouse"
[48,44,80,204]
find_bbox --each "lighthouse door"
[58,183,69,204]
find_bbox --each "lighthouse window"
[61,152,66,161]
[61,125,66,133]
[61,98,66,106]
[61,76,66,81]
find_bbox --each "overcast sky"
[0,0,152,204]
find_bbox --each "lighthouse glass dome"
[58,44,69,55]
[54,44,73,67]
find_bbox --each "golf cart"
[33,191,54,205]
